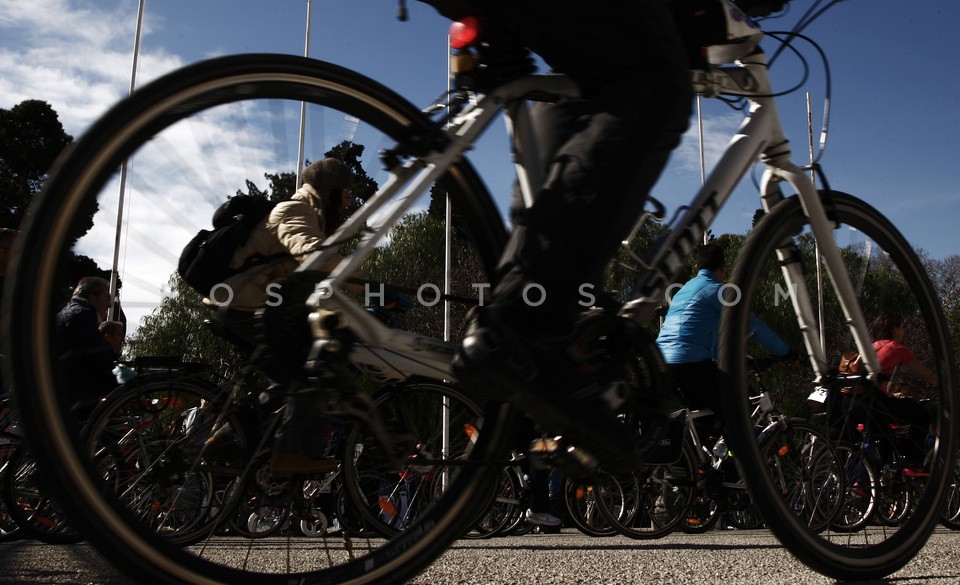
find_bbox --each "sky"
[1,0,958,331]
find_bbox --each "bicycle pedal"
[528,436,599,478]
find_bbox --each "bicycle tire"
[4,53,515,584]
[461,464,524,539]
[756,420,844,535]
[597,441,697,540]
[830,444,878,533]
[940,453,960,530]
[81,375,248,546]
[679,488,720,534]
[719,192,959,580]
[562,475,621,537]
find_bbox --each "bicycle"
[0,396,83,543]
[5,1,957,583]
[678,362,841,536]
[827,392,938,532]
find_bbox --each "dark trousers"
[488,0,692,326]
[668,360,724,445]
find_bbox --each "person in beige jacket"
[205,157,354,351]
[205,157,355,476]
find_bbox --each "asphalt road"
[2,527,960,584]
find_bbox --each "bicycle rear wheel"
[562,475,621,537]
[3,54,513,584]
[720,192,958,580]
[81,374,246,546]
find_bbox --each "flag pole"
[698,95,707,244]
[108,0,146,321]
[442,32,453,489]
[296,0,313,186]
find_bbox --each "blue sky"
[1,0,958,326]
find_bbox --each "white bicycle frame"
[300,11,880,387]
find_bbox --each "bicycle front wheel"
[4,54,513,584]
[720,192,958,580]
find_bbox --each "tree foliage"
[1,99,114,306]
[126,275,237,367]
[0,100,73,229]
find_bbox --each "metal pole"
[697,95,707,245]
[808,92,826,352]
[296,0,313,187]
[108,0,146,321]
[442,34,453,490]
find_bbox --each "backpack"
[178,195,281,298]
[838,351,867,395]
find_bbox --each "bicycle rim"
[720,192,958,579]
[4,54,513,584]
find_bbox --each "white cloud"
[672,109,745,177]
[1,1,191,329]
[0,0,181,137]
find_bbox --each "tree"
[0,100,73,229]
[1,99,115,306]
[126,275,237,367]
[360,210,487,342]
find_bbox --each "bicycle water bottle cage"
[449,16,536,92]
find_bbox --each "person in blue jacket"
[657,243,793,442]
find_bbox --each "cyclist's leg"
[453,0,692,471]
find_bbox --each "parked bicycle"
[5,1,956,583]
[679,360,839,535]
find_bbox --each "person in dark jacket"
[55,276,116,414]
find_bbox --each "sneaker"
[525,509,561,527]
[453,306,673,473]
[271,452,339,477]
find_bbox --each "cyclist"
[656,243,793,443]
[864,312,937,469]
[204,158,357,475]
[419,0,693,471]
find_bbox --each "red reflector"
[450,16,481,50]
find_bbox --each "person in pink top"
[868,313,938,468]
[871,313,939,397]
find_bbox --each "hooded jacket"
[207,184,332,311]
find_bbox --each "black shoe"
[453,307,672,473]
